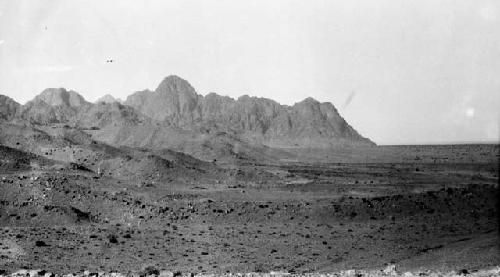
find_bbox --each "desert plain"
[1,141,498,275]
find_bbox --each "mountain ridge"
[0,75,375,152]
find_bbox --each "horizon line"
[378,141,499,146]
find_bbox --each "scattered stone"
[35,240,48,247]
[139,266,159,277]
[158,271,174,277]
[107,234,118,244]
[382,264,398,276]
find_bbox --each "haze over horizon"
[0,0,498,145]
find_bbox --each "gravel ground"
[3,266,500,277]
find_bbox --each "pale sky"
[0,0,499,144]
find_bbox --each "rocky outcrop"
[0,95,20,121]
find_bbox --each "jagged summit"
[124,75,201,123]
[299,97,320,104]
[123,75,374,147]
[34,88,89,107]
[13,88,91,124]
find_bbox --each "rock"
[158,271,174,277]
[107,234,118,244]
[139,266,160,277]
[269,272,290,277]
[341,269,357,277]
[21,270,39,277]
[11,270,29,277]
[382,264,398,275]
[35,240,48,247]
[107,273,126,277]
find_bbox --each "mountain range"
[0,75,373,161]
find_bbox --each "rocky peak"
[0,94,20,107]
[299,97,320,104]
[17,88,91,125]
[156,75,197,98]
[292,97,325,118]
[96,94,122,104]
[123,76,201,122]
[34,88,90,108]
